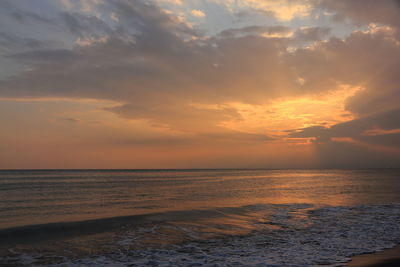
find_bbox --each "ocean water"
[0,169,399,266]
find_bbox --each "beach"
[347,246,400,267]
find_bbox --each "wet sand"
[347,245,400,267]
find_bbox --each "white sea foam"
[12,203,392,267]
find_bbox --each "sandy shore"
[346,245,400,267]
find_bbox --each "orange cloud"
[191,9,205,18]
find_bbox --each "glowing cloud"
[0,0,399,168]
[191,9,206,18]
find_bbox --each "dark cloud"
[290,108,400,149]
[294,27,331,41]
[219,25,292,38]
[234,9,275,20]
[8,10,54,25]
[318,0,400,30]
[10,49,78,63]
[0,32,44,50]
[63,117,81,123]
[289,125,330,141]
[289,107,400,167]
[62,12,113,37]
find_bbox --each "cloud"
[318,0,400,30]
[155,0,183,6]
[62,11,112,37]
[288,107,400,167]
[218,25,292,38]
[289,27,400,116]
[191,9,205,18]
[294,27,331,42]
[4,3,55,25]
[213,0,313,21]
[10,49,78,63]
[0,32,44,51]
[63,117,82,123]
[0,0,400,168]
[104,102,242,133]
[290,108,400,149]
[0,1,303,133]
[0,0,399,150]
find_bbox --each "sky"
[0,0,399,169]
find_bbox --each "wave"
[0,205,265,246]
[1,203,400,266]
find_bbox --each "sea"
[0,169,399,266]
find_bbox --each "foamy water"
[1,169,399,266]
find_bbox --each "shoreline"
[347,245,400,267]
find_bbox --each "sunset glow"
[0,0,399,168]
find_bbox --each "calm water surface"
[0,169,399,229]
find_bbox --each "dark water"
[0,169,400,266]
